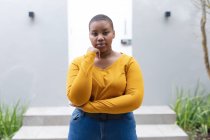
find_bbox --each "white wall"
[1,0,209,106]
[0,0,68,106]
[133,0,210,105]
[67,0,132,63]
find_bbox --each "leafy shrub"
[0,101,27,140]
[171,84,210,139]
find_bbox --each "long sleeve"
[81,57,144,114]
[66,51,96,106]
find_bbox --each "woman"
[66,14,144,140]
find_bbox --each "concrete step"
[139,125,188,140]
[12,125,188,140]
[23,106,176,125]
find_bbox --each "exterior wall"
[0,0,68,106]
[1,0,209,106]
[133,0,210,105]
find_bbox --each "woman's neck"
[98,49,114,59]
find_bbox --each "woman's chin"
[96,45,105,48]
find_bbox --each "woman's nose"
[97,34,104,41]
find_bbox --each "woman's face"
[89,20,115,53]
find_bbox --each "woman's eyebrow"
[90,30,97,32]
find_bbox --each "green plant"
[0,101,27,140]
[171,84,210,140]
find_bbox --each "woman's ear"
[112,30,115,39]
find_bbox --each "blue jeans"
[68,108,138,140]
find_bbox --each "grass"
[0,101,27,140]
[171,84,210,140]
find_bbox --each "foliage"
[0,101,27,140]
[171,84,210,140]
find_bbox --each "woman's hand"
[87,47,100,58]
[69,103,83,110]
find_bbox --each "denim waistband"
[79,109,128,121]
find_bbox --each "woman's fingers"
[87,47,100,58]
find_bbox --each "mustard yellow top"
[66,51,144,114]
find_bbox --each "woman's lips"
[96,44,105,47]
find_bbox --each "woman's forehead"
[89,20,112,30]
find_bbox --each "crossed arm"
[66,52,144,114]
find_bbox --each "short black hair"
[89,14,114,30]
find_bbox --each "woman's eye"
[91,32,98,36]
[103,32,109,35]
